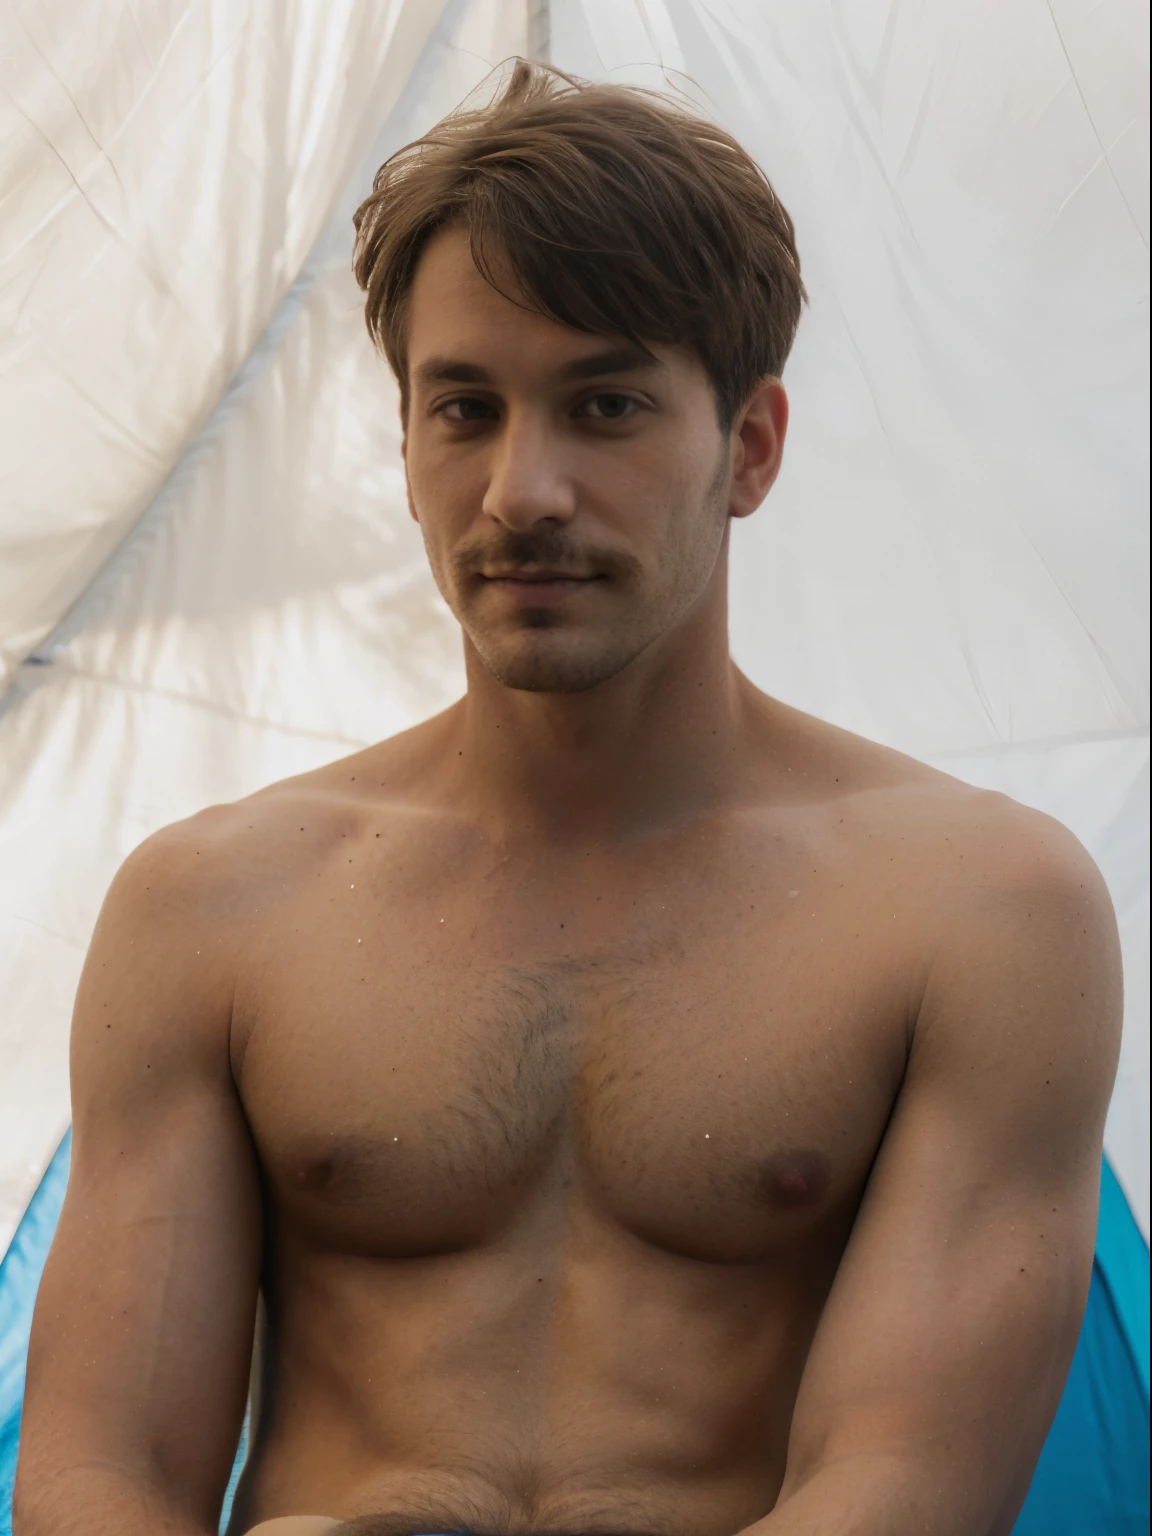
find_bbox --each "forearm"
[13,1460,218,1536]
[738,1451,1002,1536]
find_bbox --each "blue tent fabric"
[1,1142,1148,1536]
[0,1132,69,1532]
[1014,1257,1150,1534]
[1095,1159,1151,1406]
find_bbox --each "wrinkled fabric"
[0,0,459,691]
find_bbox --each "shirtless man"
[15,61,1122,1536]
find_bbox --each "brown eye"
[443,397,498,421]
[578,393,638,420]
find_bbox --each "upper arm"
[15,822,262,1534]
[779,805,1123,1535]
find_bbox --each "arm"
[747,808,1123,1536]
[14,823,262,1536]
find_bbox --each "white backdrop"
[0,0,1147,1254]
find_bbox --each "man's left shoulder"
[869,763,1121,1052]
[887,763,1112,929]
[818,732,1120,1010]
[771,702,1116,945]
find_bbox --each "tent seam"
[0,2,448,715]
[8,659,372,750]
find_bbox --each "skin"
[14,227,1122,1536]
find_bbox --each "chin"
[474,634,643,694]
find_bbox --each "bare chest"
[236,868,907,1266]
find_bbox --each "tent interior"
[0,1,1147,1531]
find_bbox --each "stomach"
[226,1221,836,1535]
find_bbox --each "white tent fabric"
[0,0,465,689]
[0,0,522,1247]
[0,0,1147,1274]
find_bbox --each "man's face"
[402,226,736,694]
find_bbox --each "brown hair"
[352,60,805,426]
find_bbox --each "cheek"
[584,433,712,531]
[647,463,730,606]
[644,443,727,545]
[643,420,725,506]
[402,475,452,588]
[406,446,479,541]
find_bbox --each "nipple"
[758,1149,831,1209]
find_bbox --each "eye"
[441,397,499,422]
[576,393,639,421]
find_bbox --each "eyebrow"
[557,344,660,382]
[412,344,661,388]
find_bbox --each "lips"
[478,570,603,605]
[480,570,599,582]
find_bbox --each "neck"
[441,580,755,845]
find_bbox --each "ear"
[728,378,788,519]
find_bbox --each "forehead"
[404,225,703,388]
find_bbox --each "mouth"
[478,570,605,605]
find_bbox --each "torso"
[217,707,961,1535]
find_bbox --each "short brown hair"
[353,60,805,426]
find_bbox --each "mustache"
[452,526,641,583]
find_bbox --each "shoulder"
[105,743,391,923]
[100,795,312,944]
[879,758,1113,983]
[76,742,408,1055]
[99,715,456,941]
[880,765,1113,948]
[803,734,1125,1123]
[763,702,1120,1016]
[777,703,1113,925]
[857,769,1124,1094]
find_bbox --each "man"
[15,60,1121,1536]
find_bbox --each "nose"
[481,406,577,531]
